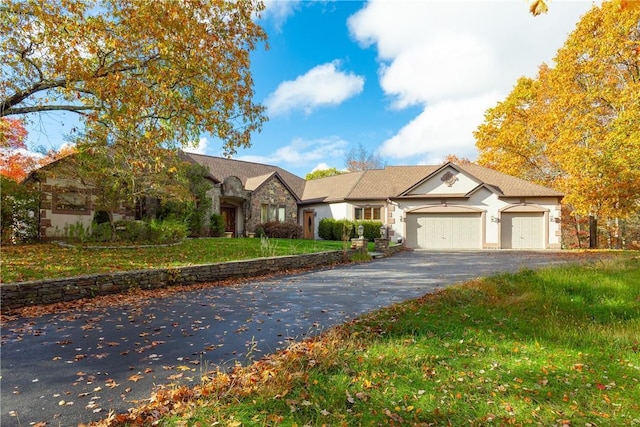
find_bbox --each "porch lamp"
[379,225,386,239]
[357,224,364,239]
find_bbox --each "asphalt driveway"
[1,250,596,426]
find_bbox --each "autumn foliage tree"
[1,1,268,240]
[0,117,39,182]
[475,1,640,248]
[1,0,267,155]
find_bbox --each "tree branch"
[4,105,97,116]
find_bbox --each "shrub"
[318,218,383,241]
[254,226,265,238]
[257,221,303,239]
[91,222,112,242]
[64,221,91,243]
[356,220,384,240]
[149,218,188,243]
[333,219,354,241]
[210,213,225,237]
[318,218,335,240]
[107,219,187,244]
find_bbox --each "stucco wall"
[34,176,131,240]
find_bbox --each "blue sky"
[25,1,598,178]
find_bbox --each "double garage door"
[406,212,545,249]
[406,213,481,249]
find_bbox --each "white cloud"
[260,0,301,30]
[311,162,331,172]
[237,136,348,170]
[183,137,208,155]
[379,93,502,163]
[265,61,365,116]
[348,0,597,161]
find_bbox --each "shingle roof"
[182,153,561,202]
[299,163,562,202]
[184,152,306,199]
[455,163,563,197]
[301,171,365,202]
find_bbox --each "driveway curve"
[1,250,597,426]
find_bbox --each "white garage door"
[501,212,544,249]
[406,213,481,249]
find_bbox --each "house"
[182,152,305,237]
[25,152,563,249]
[300,162,563,249]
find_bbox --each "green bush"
[333,219,354,241]
[91,222,112,242]
[318,218,384,241]
[149,218,188,243]
[257,221,303,239]
[356,221,384,240]
[318,218,335,240]
[64,221,91,243]
[106,219,187,244]
[210,213,225,237]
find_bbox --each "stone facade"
[246,176,299,233]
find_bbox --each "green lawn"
[111,255,640,426]
[0,238,350,283]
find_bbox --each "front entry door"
[221,207,236,236]
[303,211,315,239]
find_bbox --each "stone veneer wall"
[247,177,298,233]
[0,251,348,313]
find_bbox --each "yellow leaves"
[477,0,640,222]
[613,0,640,11]
[529,0,549,16]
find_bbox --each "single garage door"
[501,212,544,249]
[406,213,481,249]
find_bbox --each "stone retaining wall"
[1,251,348,313]
[1,245,405,313]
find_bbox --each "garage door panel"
[407,213,481,249]
[501,213,544,249]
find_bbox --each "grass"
[114,255,640,426]
[0,238,354,283]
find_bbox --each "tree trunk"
[109,211,117,242]
[589,215,598,249]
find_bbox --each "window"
[261,204,286,222]
[277,206,286,223]
[355,206,381,221]
[53,189,91,214]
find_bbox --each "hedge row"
[318,218,383,241]
[255,221,303,239]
